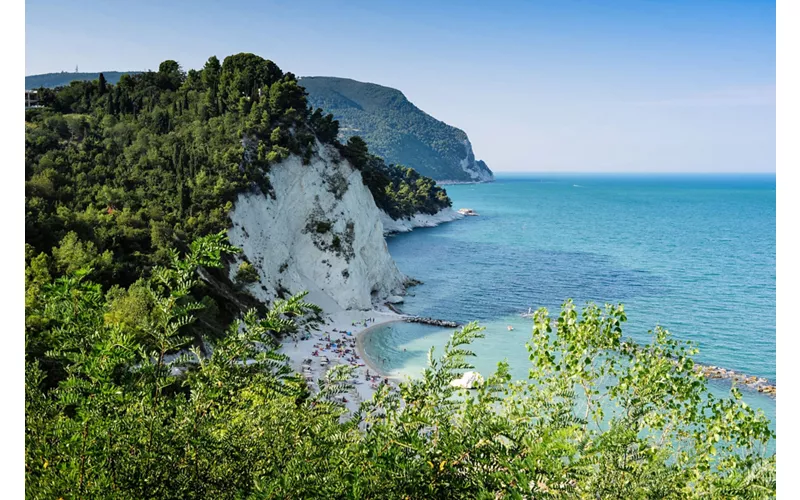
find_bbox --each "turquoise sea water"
[362,173,776,426]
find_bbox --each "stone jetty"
[405,316,460,328]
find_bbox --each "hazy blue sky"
[26,0,775,172]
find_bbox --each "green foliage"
[235,261,260,284]
[26,233,329,498]
[354,151,452,218]
[26,236,776,499]
[303,76,494,181]
[51,231,113,276]
[26,53,448,297]
[25,53,342,292]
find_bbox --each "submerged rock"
[693,364,776,397]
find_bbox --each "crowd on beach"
[281,311,404,414]
[304,322,391,393]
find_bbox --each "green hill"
[25,71,141,89]
[300,76,493,182]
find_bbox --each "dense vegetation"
[26,71,141,90]
[302,76,494,182]
[25,54,450,296]
[343,136,451,218]
[26,233,775,498]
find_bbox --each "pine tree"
[98,72,107,94]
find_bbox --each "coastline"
[279,308,405,416]
[274,202,471,415]
[355,319,405,378]
[379,207,464,235]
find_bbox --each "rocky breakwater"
[405,316,460,328]
[695,365,776,397]
[521,310,777,398]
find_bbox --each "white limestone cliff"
[459,139,494,182]
[436,138,494,184]
[227,141,407,312]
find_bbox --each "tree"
[219,53,283,112]
[25,233,330,497]
[51,231,113,276]
[98,72,107,95]
[157,59,185,91]
[310,108,339,143]
[343,136,369,170]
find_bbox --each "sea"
[362,173,776,429]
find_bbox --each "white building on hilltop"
[25,90,40,108]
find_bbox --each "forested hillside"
[25,55,449,294]
[302,76,494,182]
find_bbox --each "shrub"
[235,261,259,284]
[314,221,332,234]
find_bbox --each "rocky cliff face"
[227,141,407,312]
[455,139,494,183]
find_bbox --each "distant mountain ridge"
[25,71,141,89]
[301,76,493,183]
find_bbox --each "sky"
[25,0,776,173]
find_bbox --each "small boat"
[507,325,514,331]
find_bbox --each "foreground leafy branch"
[25,236,775,499]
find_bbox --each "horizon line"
[491,171,776,175]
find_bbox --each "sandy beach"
[279,306,406,415]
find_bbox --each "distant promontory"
[301,76,494,183]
